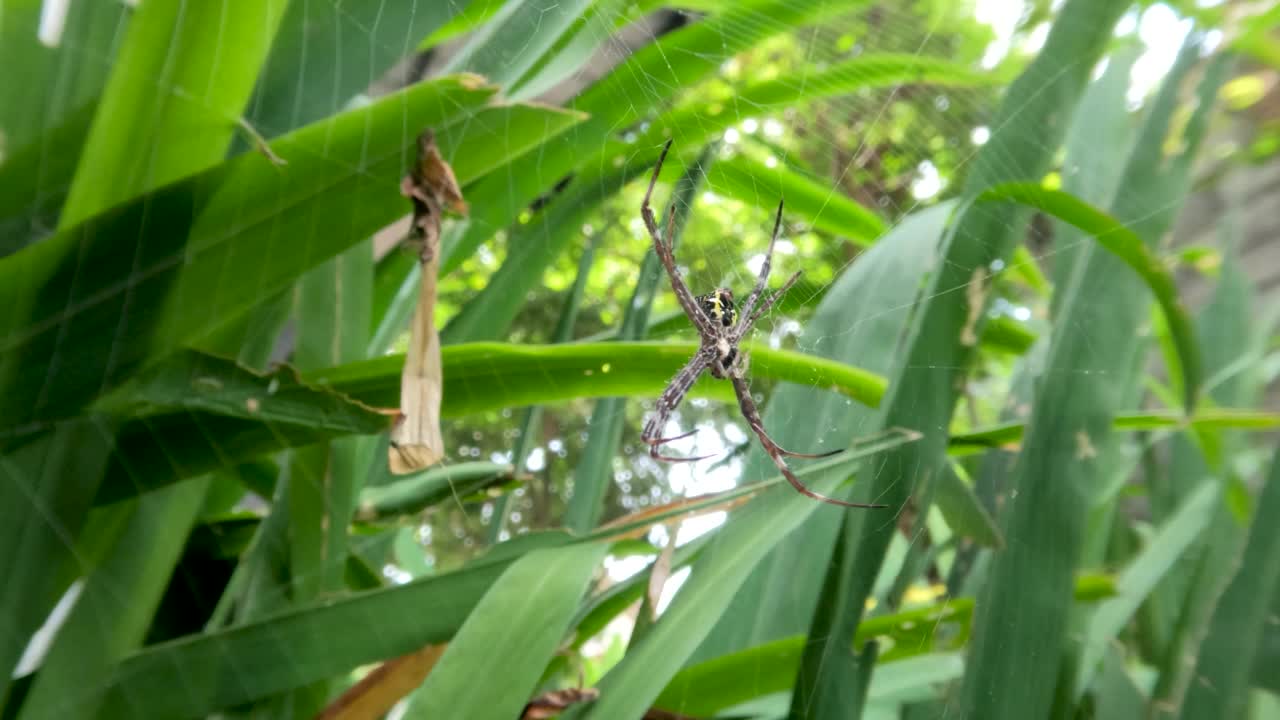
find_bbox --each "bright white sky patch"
[38,0,71,47]
[656,566,691,613]
[974,0,1024,68]
[971,126,991,145]
[974,0,1189,109]
[525,446,546,472]
[604,553,651,582]
[912,160,943,200]
[1025,22,1049,54]
[1129,4,1193,105]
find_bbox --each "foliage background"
[1,0,1279,719]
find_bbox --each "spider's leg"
[644,423,716,464]
[735,199,785,330]
[739,270,803,338]
[730,375,886,509]
[647,443,717,464]
[641,139,673,218]
[728,361,836,459]
[640,139,716,337]
[642,352,719,464]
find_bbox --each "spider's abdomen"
[698,288,736,328]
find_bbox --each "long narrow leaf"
[959,39,1229,719]
[402,542,608,718]
[980,183,1201,410]
[0,77,583,428]
[1181,446,1280,718]
[799,1,1129,716]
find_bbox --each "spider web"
[4,0,1220,717]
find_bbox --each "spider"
[639,140,885,509]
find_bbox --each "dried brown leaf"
[521,687,600,719]
[315,644,447,720]
[401,129,468,257]
[389,129,467,474]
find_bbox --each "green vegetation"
[2,1,1278,718]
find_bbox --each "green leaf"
[61,0,290,226]
[1152,202,1265,716]
[5,7,286,712]
[629,286,1038,356]
[439,0,850,274]
[1075,482,1220,696]
[289,240,378,603]
[402,542,608,718]
[93,350,387,504]
[731,204,947,718]
[439,164,624,343]
[439,47,1006,336]
[245,3,465,136]
[1180,446,1280,719]
[0,1,124,149]
[324,341,888,415]
[72,444,894,718]
[507,0,631,100]
[81,554,519,718]
[979,183,1201,411]
[1050,44,1141,295]
[492,219,605,539]
[0,76,583,427]
[94,342,1277,507]
[813,0,1130,716]
[706,153,884,244]
[369,252,422,357]
[442,0,595,90]
[91,340,888,505]
[959,38,1229,719]
[0,417,117,692]
[356,462,517,520]
[581,431,920,545]
[950,410,1280,453]
[577,457,887,719]
[0,104,96,254]
[654,575,1115,717]
[640,51,1007,167]
[16,481,210,720]
[936,461,1003,549]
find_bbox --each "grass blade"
[654,575,1115,716]
[84,557,519,718]
[1179,445,1280,719]
[402,542,608,718]
[789,0,1129,715]
[980,183,1201,411]
[443,0,595,89]
[440,0,850,274]
[577,457,882,719]
[1075,482,1220,696]
[60,0,289,226]
[706,153,884,245]
[0,79,582,428]
[959,39,1228,719]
